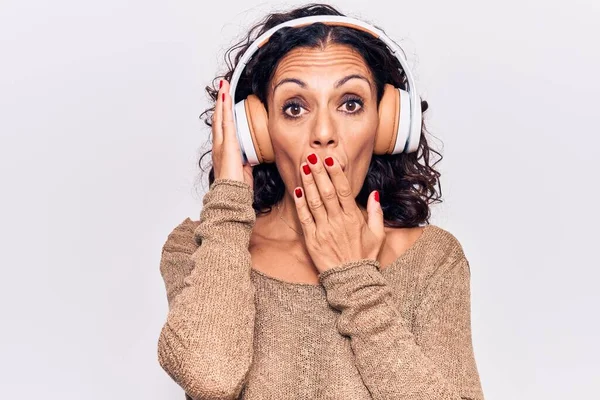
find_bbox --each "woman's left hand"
[293,153,386,274]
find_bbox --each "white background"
[1,0,598,398]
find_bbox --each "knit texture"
[157,178,485,400]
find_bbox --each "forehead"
[270,43,373,86]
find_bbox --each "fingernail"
[307,153,317,164]
[295,188,303,198]
[325,157,333,167]
[219,79,223,89]
[374,191,380,202]
[302,164,311,175]
[222,93,225,101]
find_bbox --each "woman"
[157,3,485,400]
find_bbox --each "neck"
[272,193,369,240]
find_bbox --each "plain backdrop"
[1,0,598,398]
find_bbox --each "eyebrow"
[273,74,372,95]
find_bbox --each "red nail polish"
[308,153,317,164]
[219,79,223,89]
[325,157,333,166]
[374,191,380,202]
[222,93,225,101]
[295,188,303,198]
[302,164,311,175]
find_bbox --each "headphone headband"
[227,15,421,164]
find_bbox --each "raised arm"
[318,250,485,400]
[157,178,256,400]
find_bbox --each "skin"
[214,43,425,284]
[263,43,378,237]
[251,43,422,282]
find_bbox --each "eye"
[280,95,365,120]
[281,100,306,119]
[339,95,364,114]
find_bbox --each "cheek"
[343,123,378,152]
[268,119,309,160]
[267,128,304,176]
[341,108,378,135]
[270,131,305,160]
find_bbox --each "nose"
[309,105,338,150]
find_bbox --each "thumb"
[367,190,384,236]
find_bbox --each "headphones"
[228,15,422,166]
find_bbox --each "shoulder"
[386,223,469,278]
[423,224,467,258]
[421,224,470,277]
[385,223,465,259]
[162,217,201,254]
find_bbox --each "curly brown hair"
[196,3,444,228]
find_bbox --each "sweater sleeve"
[318,253,484,400]
[157,178,257,400]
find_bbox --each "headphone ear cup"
[374,83,399,155]
[243,94,275,164]
[374,83,411,155]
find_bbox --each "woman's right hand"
[212,79,254,188]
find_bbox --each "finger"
[306,153,342,218]
[292,186,316,238]
[221,80,238,150]
[300,159,328,226]
[322,155,353,214]
[213,79,224,146]
[367,190,385,237]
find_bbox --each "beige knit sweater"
[157,178,485,400]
